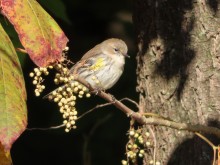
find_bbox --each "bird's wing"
[81,43,102,60]
[69,54,106,74]
[69,43,103,74]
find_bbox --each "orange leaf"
[0,143,12,165]
[1,0,69,67]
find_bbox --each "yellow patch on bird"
[89,58,104,71]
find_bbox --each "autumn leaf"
[0,23,27,152]
[0,143,12,165]
[1,0,69,67]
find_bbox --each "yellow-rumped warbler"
[42,38,128,131]
[69,38,129,90]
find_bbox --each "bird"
[41,38,128,132]
[43,38,129,100]
[68,38,129,91]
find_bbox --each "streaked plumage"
[69,38,128,90]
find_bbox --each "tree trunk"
[133,0,220,164]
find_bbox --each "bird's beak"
[124,54,130,58]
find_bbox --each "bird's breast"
[111,54,125,70]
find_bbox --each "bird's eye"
[114,48,119,52]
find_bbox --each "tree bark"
[133,0,220,164]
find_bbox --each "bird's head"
[101,38,129,58]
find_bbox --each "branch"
[75,77,220,138]
[143,117,220,138]
[28,76,220,138]
[75,77,146,124]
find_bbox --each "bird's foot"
[90,88,103,95]
[109,94,116,103]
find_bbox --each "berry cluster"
[29,66,53,96]
[29,60,91,132]
[53,63,71,84]
[122,127,160,165]
[48,81,91,132]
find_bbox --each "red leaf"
[0,143,12,165]
[1,0,69,67]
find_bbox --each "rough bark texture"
[133,0,220,164]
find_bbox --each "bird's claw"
[110,94,116,103]
[91,88,103,95]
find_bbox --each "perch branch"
[75,76,220,138]
[76,77,146,124]
[28,76,220,138]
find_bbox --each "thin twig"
[26,124,65,131]
[143,117,220,138]
[77,102,114,120]
[148,126,157,165]
[16,48,27,53]
[195,132,215,148]
[78,98,139,120]
[120,97,140,109]
[27,101,114,131]
[195,133,218,165]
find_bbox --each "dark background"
[1,0,138,165]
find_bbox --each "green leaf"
[0,15,27,67]
[0,23,27,151]
[1,0,69,67]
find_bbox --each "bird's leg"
[103,93,116,103]
[110,94,116,103]
[91,88,116,103]
[90,87,103,95]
